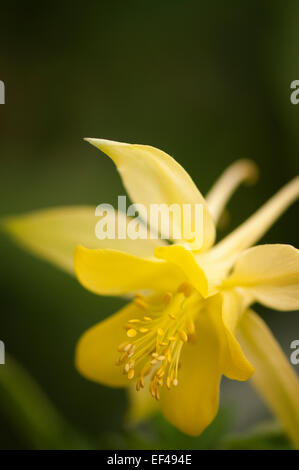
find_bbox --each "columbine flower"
[4,139,299,445]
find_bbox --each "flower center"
[116,282,200,400]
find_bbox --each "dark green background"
[0,0,298,449]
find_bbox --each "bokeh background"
[0,0,298,449]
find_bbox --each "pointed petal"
[238,310,299,449]
[76,302,140,387]
[206,159,258,223]
[225,244,299,310]
[220,290,254,380]
[160,294,252,436]
[3,206,161,274]
[212,176,299,260]
[223,326,254,381]
[74,245,185,296]
[85,138,215,250]
[154,245,208,297]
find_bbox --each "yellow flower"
[4,139,299,445]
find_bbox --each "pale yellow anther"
[186,319,195,335]
[128,369,135,380]
[118,352,128,364]
[134,297,148,310]
[118,286,193,397]
[157,368,165,378]
[139,327,149,333]
[179,330,188,342]
[127,328,137,338]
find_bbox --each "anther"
[127,328,137,338]
[139,327,149,333]
[118,342,129,352]
[143,316,152,322]
[179,330,188,342]
[128,369,135,380]
[186,319,195,335]
[134,297,148,310]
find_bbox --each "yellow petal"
[154,244,208,297]
[85,138,215,251]
[74,245,185,296]
[160,294,252,435]
[223,326,254,381]
[225,244,299,310]
[220,290,254,381]
[211,176,299,260]
[206,159,258,223]
[221,289,245,332]
[76,301,140,387]
[3,206,161,274]
[238,309,299,449]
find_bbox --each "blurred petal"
[225,244,299,310]
[206,159,258,223]
[85,138,215,250]
[154,245,208,297]
[212,176,299,260]
[74,245,185,296]
[3,206,161,274]
[76,301,140,387]
[160,294,252,436]
[238,310,299,449]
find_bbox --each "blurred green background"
[0,0,298,449]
